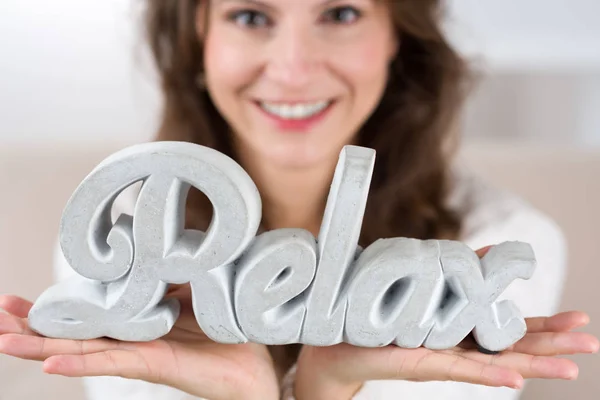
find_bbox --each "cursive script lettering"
[28,142,536,351]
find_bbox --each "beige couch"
[1,141,598,399]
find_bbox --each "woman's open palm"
[295,310,599,396]
[0,286,280,400]
[293,247,600,398]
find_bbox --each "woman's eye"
[322,6,361,24]
[229,10,270,28]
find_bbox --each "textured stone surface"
[345,238,446,348]
[300,145,375,346]
[234,228,317,345]
[28,141,536,351]
[425,240,536,351]
[29,141,262,343]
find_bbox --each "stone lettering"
[345,238,445,348]
[27,141,536,351]
[301,146,375,346]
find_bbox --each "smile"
[258,100,332,120]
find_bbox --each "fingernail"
[581,314,591,325]
[512,377,524,389]
[43,358,60,375]
[566,367,579,380]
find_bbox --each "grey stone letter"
[301,146,375,346]
[234,229,317,344]
[28,142,262,343]
[345,238,445,348]
[424,241,536,351]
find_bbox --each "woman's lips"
[255,100,335,132]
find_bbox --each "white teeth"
[260,101,330,120]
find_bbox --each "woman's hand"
[294,310,598,399]
[0,285,280,400]
[293,246,600,400]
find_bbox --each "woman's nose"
[263,26,321,88]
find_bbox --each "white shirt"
[52,166,567,400]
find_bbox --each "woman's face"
[199,0,397,168]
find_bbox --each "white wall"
[0,0,599,146]
[462,72,600,147]
[446,0,600,147]
[446,0,600,71]
[0,0,160,145]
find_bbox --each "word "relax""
[28,142,536,352]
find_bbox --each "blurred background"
[1,0,598,399]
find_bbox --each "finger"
[0,313,37,336]
[459,350,579,380]
[0,295,34,318]
[386,348,523,389]
[510,332,599,356]
[166,284,189,296]
[169,297,206,336]
[0,333,125,361]
[173,313,207,336]
[44,350,159,383]
[475,246,493,258]
[526,312,590,333]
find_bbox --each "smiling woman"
[200,0,398,170]
[0,0,598,400]
[150,0,467,240]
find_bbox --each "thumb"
[475,245,493,259]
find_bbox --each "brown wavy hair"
[142,0,470,372]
